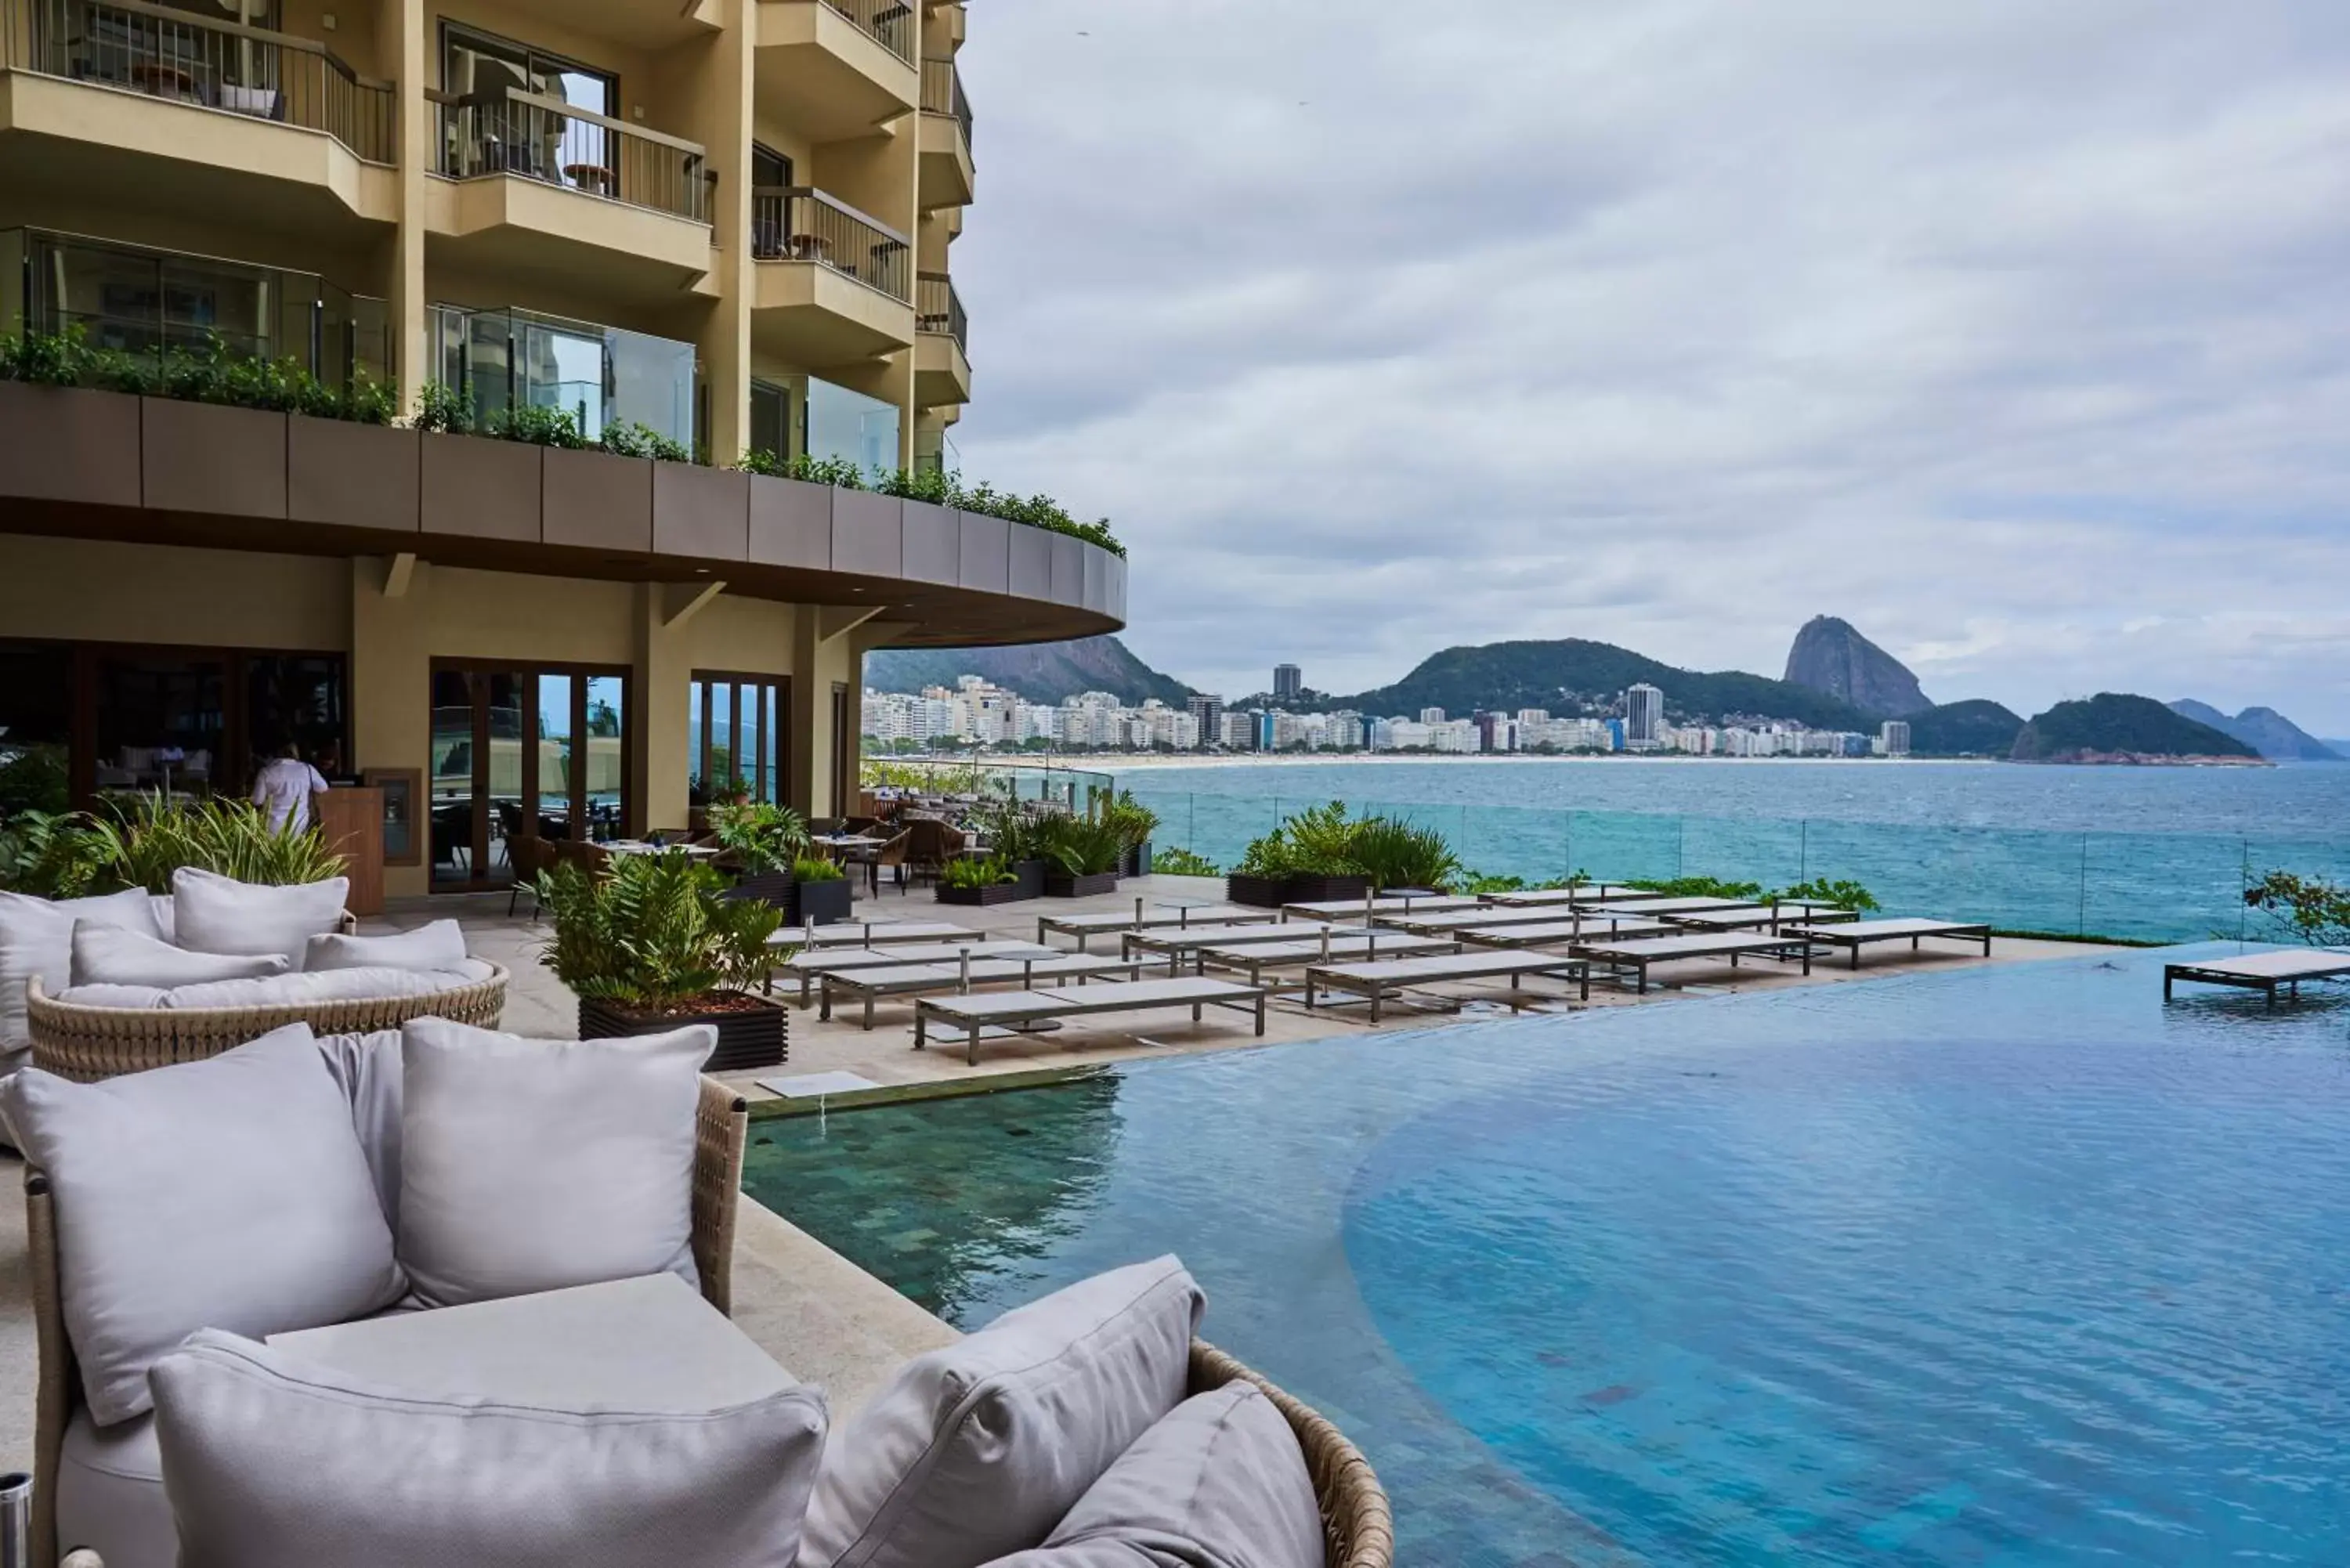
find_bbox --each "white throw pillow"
[304,919,468,974]
[151,1328,827,1568]
[0,887,163,1061]
[70,923,287,988]
[396,1017,710,1309]
[0,1024,405,1425]
[170,867,349,968]
[987,1383,1326,1568]
[801,1257,1206,1568]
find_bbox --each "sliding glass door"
[432,661,627,890]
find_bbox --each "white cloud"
[945,1,2350,730]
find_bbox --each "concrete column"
[633,583,698,834]
[786,605,821,815]
[384,0,428,410]
[696,0,757,465]
[350,555,433,899]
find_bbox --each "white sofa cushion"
[56,1407,173,1568]
[170,867,349,968]
[315,1030,405,1230]
[153,966,476,1010]
[801,1257,1206,1568]
[0,1024,404,1425]
[987,1383,1325,1568]
[304,919,468,974]
[396,1017,710,1309]
[150,1328,827,1568]
[0,887,163,1062]
[70,923,287,988]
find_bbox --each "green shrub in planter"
[537,851,779,1010]
[707,801,810,876]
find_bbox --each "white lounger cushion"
[70,923,287,988]
[0,887,163,1062]
[396,1017,710,1309]
[986,1383,1325,1568]
[802,1256,1205,1568]
[0,1024,404,1425]
[305,919,468,974]
[170,867,349,968]
[150,1328,827,1568]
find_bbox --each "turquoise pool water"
[742,949,2350,1566]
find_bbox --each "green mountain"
[1901,699,2023,757]
[2011,694,2261,762]
[1325,639,1878,731]
[864,636,1195,708]
[2166,700,2341,761]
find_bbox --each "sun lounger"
[820,952,1149,1028]
[1477,884,1632,907]
[1661,903,1860,934]
[1571,931,1814,993]
[1036,904,1275,952]
[1453,919,1675,949]
[1279,894,1484,923]
[783,919,980,948]
[1303,951,1590,1021]
[1372,904,1620,936]
[776,940,1056,1004]
[1122,921,1343,974]
[913,976,1270,1064]
[1194,931,1457,989]
[2162,947,2350,1005]
[1571,894,1753,916]
[1781,917,1992,969]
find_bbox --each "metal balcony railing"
[432,87,712,226]
[916,272,965,354]
[1,0,396,164]
[750,186,911,304]
[819,0,913,64]
[920,56,971,155]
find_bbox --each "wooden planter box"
[1045,870,1120,898]
[577,993,786,1072]
[937,878,1028,906]
[1227,872,1369,908]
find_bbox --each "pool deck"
[0,874,2117,1476]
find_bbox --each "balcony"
[425,87,715,299]
[753,0,916,143]
[916,56,971,208]
[913,271,968,406]
[750,186,915,366]
[0,0,397,228]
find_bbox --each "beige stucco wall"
[0,536,349,649]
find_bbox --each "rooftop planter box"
[1227,872,1369,909]
[142,397,287,518]
[936,857,1046,905]
[0,381,143,506]
[288,415,420,533]
[579,993,786,1072]
[790,875,854,926]
[1119,841,1153,878]
[420,428,542,543]
[1045,869,1119,898]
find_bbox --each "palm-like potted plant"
[537,851,788,1070]
[935,853,1025,906]
[786,852,852,925]
[1227,800,1374,907]
[1099,790,1159,877]
[705,801,808,902]
[1033,812,1126,898]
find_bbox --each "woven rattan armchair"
[25,1075,749,1568]
[1186,1340,1395,1568]
[24,968,511,1083]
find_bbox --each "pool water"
[741,948,2350,1566]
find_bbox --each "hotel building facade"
[0,0,1126,897]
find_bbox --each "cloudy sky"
[946,2,2350,730]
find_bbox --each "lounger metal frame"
[913,978,1270,1064]
[1302,952,1591,1022]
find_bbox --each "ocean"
[1110,758,2350,944]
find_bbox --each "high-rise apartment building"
[1271,663,1302,703]
[1624,683,1665,746]
[0,2,1128,899]
[1187,693,1225,741]
[1879,719,1912,757]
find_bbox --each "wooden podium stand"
[316,786,386,916]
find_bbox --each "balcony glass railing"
[920,56,971,154]
[432,87,712,226]
[430,303,696,450]
[0,0,396,164]
[1,226,389,391]
[916,272,966,354]
[819,0,913,64]
[750,186,911,304]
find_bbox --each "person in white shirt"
[251,742,330,834]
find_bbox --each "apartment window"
[442,23,613,116]
[749,146,794,259]
[750,379,792,465]
[747,374,898,475]
[430,304,696,449]
[689,674,788,808]
[439,23,618,191]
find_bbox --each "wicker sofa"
[24,1071,748,1568]
[24,966,510,1082]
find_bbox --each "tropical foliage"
[731,453,1126,557]
[1094,790,1159,853]
[705,800,811,876]
[0,743,70,818]
[1031,813,1126,877]
[1625,875,1766,901]
[0,794,344,897]
[941,854,1018,890]
[1776,877,1880,912]
[791,854,846,883]
[1150,847,1220,877]
[2243,871,2350,948]
[1,327,396,423]
[536,851,780,1009]
[1235,800,1466,891]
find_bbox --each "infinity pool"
[741,948,2350,1566]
